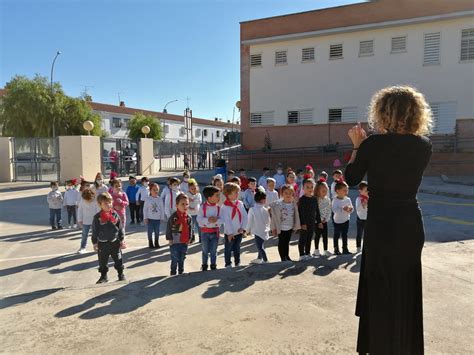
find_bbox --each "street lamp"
[162,99,178,140]
[51,50,61,138]
[141,125,151,138]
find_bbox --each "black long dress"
[345,133,432,355]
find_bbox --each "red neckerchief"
[224,198,242,223]
[100,210,117,224]
[359,195,369,203]
[176,210,189,243]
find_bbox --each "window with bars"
[275,50,287,65]
[461,28,474,61]
[216,130,220,138]
[112,117,122,128]
[329,44,343,59]
[250,54,262,67]
[391,36,407,53]
[359,40,374,57]
[195,128,201,137]
[328,107,358,123]
[203,129,208,137]
[250,111,274,126]
[429,102,457,134]
[287,109,313,125]
[302,47,315,62]
[423,32,441,65]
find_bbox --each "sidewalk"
[420,176,474,200]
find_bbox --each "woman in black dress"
[345,86,433,354]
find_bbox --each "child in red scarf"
[355,181,369,253]
[166,194,192,276]
[92,192,126,284]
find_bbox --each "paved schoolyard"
[0,183,473,354]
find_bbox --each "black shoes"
[118,273,126,281]
[210,264,217,270]
[170,270,177,276]
[52,226,57,230]
[96,274,108,284]
[154,238,160,249]
[342,248,352,255]
[148,240,154,249]
[334,249,341,255]
[201,264,208,271]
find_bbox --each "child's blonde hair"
[223,182,240,196]
[368,85,433,136]
[81,188,95,202]
[97,192,113,205]
[188,178,198,186]
[280,184,295,195]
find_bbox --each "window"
[195,128,201,137]
[179,127,186,137]
[287,109,313,125]
[302,47,315,62]
[359,40,374,57]
[328,107,358,123]
[430,102,457,134]
[250,54,262,67]
[203,129,208,137]
[216,130,220,138]
[461,28,474,61]
[250,111,274,126]
[391,36,407,53]
[112,117,122,128]
[275,50,287,65]
[164,125,169,134]
[123,119,130,128]
[423,32,441,65]
[329,44,343,59]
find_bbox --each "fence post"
[174,148,177,171]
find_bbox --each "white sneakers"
[77,248,86,254]
[250,259,263,264]
[323,250,332,256]
[312,250,321,257]
[73,224,78,229]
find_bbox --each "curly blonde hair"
[368,86,433,136]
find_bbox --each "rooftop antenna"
[118,92,123,104]
[186,96,191,109]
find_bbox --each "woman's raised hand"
[348,122,367,148]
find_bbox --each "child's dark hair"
[230,176,241,185]
[141,176,149,182]
[176,193,188,205]
[81,188,95,201]
[239,168,245,172]
[280,184,295,194]
[335,180,349,191]
[303,178,316,187]
[248,177,257,183]
[169,177,180,185]
[112,179,122,187]
[332,170,343,176]
[315,180,329,197]
[50,181,58,187]
[254,189,266,203]
[358,181,368,190]
[202,185,220,199]
[183,170,190,177]
[319,171,329,179]
[212,176,223,186]
[296,168,303,175]
[228,170,235,175]
[149,182,160,192]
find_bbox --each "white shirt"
[330,182,337,199]
[77,199,100,225]
[356,196,368,220]
[265,190,279,207]
[246,203,270,240]
[332,196,353,224]
[318,196,332,223]
[197,202,222,229]
[164,189,183,218]
[136,185,149,202]
[221,200,248,236]
[143,195,165,220]
[161,185,170,203]
[280,201,295,231]
[186,191,202,216]
[180,181,189,193]
[63,189,80,206]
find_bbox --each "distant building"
[89,101,238,143]
[240,0,474,150]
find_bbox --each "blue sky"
[1,0,361,121]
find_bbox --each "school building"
[239,0,474,151]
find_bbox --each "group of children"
[46,165,368,283]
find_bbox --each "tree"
[0,74,103,137]
[127,112,162,140]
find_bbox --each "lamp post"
[83,120,94,135]
[51,50,61,138]
[141,125,151,138]
[162,99,178,141]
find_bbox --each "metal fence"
[101,138,140,177]
[11,137,60,182]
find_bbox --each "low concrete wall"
[59,136,101,182]
[0,137,13,182]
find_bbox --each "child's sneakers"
[312,250,321,257]
[250,258,263,264]
[73,224,78,229]
[334,248,341,255]
[225,264,232,269]
[118,273,126,281]
[170,270,177,276]
[77,248,86,254]
[96,274,108,284]
[57,225,63,229]
[52,226,57,230]
[342,248,352,255]
[323,250,332,256]
[210,264,217,270]
[148,240,154,249]
[201,264,208,271]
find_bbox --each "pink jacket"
[111,191,129,218]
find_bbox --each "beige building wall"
[0,137,13,182]
[59,136,101,182]
[139,138,154,176]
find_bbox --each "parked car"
[15,153,57,174]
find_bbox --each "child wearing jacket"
[143,182,165,249]
[246,188,271,264]
[47,181,63,229]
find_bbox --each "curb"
[418,189,474,201]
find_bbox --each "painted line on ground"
[431,216,474,226]
[420,200,474,207]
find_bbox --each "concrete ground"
[0,180,473,354]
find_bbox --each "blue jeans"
[147,219,161,242]
[224,234,243,266]
[170,243,188,274]
[191,215,201,241]
[80,224,91,249]
[333,220,349,250]
[49,208,62,227]
[201,232,219,266]
[254,236,268,262]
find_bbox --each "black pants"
[129,203,140,223]
[298,228,314,256]
[315,222,328,250]
[333,221,349,251]
[278,229,293,261]
[66,205,77,225]
[138,201,145,222]
[356,217,366,248]
[97,240,124,275]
